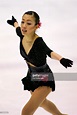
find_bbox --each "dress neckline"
[21,37,42,56]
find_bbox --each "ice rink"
[0,0,77,115]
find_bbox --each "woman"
[7,11,73,115]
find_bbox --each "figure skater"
[7,11,73,115]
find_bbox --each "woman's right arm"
[7,16,23,38]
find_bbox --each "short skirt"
[21,63,55,92]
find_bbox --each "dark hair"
[23,11,40,25]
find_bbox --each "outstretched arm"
[40,38,73,68]
[50,51,73,68]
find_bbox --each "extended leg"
[40,99,68,115]
[30,90,68,115]
[21,86,52,115]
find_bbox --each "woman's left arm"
[40,38,73,68]
[50,51,63,61]
[50,51,73,68]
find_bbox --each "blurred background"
[0,0,77,115]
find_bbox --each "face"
[21,14,38,36]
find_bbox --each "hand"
[60,58,73,68]
[7,16,17,26]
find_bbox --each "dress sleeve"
[41,38,53,57]
[16,27,23,39]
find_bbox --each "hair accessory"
[38,22,42,28]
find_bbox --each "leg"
[40,99,68,115]
[30,90,68,115]
[21,86,52,115]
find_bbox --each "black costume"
[16,27,55,92]
[7,16,73,92]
